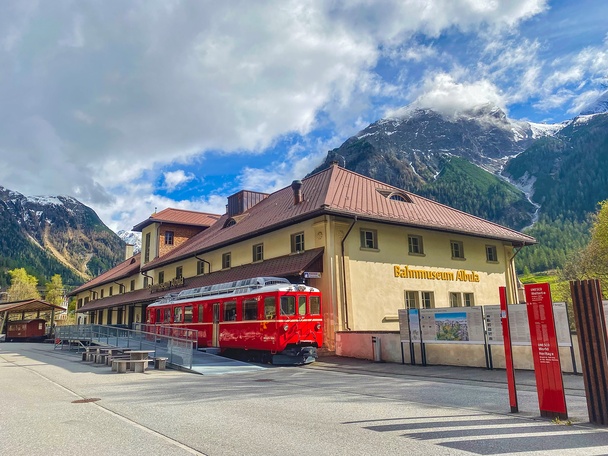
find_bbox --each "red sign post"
[499,286,518,413]
[524,283,568,419]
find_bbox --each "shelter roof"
[142,164,536,271]
[68,253,142,296]
[0,299,66,314]
[132,208,221,232]
[77,248,324,313]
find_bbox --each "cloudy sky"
[1,0,607,233]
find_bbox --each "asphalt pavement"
[1,342,606,456]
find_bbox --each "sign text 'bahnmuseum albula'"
[393,265,480,282]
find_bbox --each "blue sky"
[1,0,607,233]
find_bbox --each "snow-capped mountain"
[117,230,141,254]
[0,186,125,285]
[580,89,608,116]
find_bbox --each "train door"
[212,302,220,347]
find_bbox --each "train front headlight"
[283,324,289,332]
[315,323,321,331]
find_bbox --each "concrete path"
[1,342,606,456]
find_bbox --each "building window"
[450,240,465,259]
[158,271,165,284]
[408,235,424,255]
[360,229,378,250]
[291,232,305,253]
[130,280,135,291]
[253,243,264,262]
[243,299,258,320]
[100,289,104,298]
[176,266,183,279]
[197,260,205,275]
[405,291,419,309]
[464,293,474,307]
[486,245,498,262]
[449,292,462,307]
[84,296,89,304]
[109,286,113,297]
[143,277,149,288]
[144,232,151,263]
[165,230,174,245]
[222,252,231,269]
[421,292,434,309]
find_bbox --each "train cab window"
[264,297,276,319]
[243,299,258,320]
[174,307,183,323]
[155,309,161,323]
[310,296,321,315]
[163,309,171,323]
[184,306,193,323]
[298,296,306,316]
[198,304,204,323]
[224,301,237,321]
[280,296,296,316]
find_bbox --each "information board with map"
[419,307,485,344]
[398,309,421,342]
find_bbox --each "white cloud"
[402,73,506,118]
[162,170,195,192]
[0,0,558,231]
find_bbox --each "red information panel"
[499,287,518,413]
[524,283,568,419]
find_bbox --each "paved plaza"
[1,342,607,456]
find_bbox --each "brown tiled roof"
[77,248,324,313]
[0,300,66,313]
[132,208,221,232]
[68,253,142,296]
[142,164,535,271]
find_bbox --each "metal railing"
[54,324,198,370]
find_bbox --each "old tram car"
[146,277,323,364]
[6,318,47,342]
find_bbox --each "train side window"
[184,306,193,323]
[155,309,161,322]
[264,297,276,319]
[280,296,296,316]
[298,296,306,316]
[163,308,171,323]
[310,296,321,315]
[174,306,183,323]
[224,301,237,321]
[243,299,258,320]
[198,304,204,323]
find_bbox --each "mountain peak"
[580,89,608,116]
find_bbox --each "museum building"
[71,163,536,358]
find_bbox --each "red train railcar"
[6,318,47,342]
[146,277,323,364]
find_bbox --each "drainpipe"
[506,246,522,304]
[195,255,211,274]
[141,271,154,288]
[113,281,125,294]
[340,216,357,331]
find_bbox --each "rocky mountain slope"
[311,99,608,272]
[0,187,126,287]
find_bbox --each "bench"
[112,358,148,373]
[108,355,131,368]
[153,357,168,370]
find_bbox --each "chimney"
[291,180,303,205]
[125,244,134,260]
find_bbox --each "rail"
[54,324,198,370]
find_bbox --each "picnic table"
[112,350,155,373]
